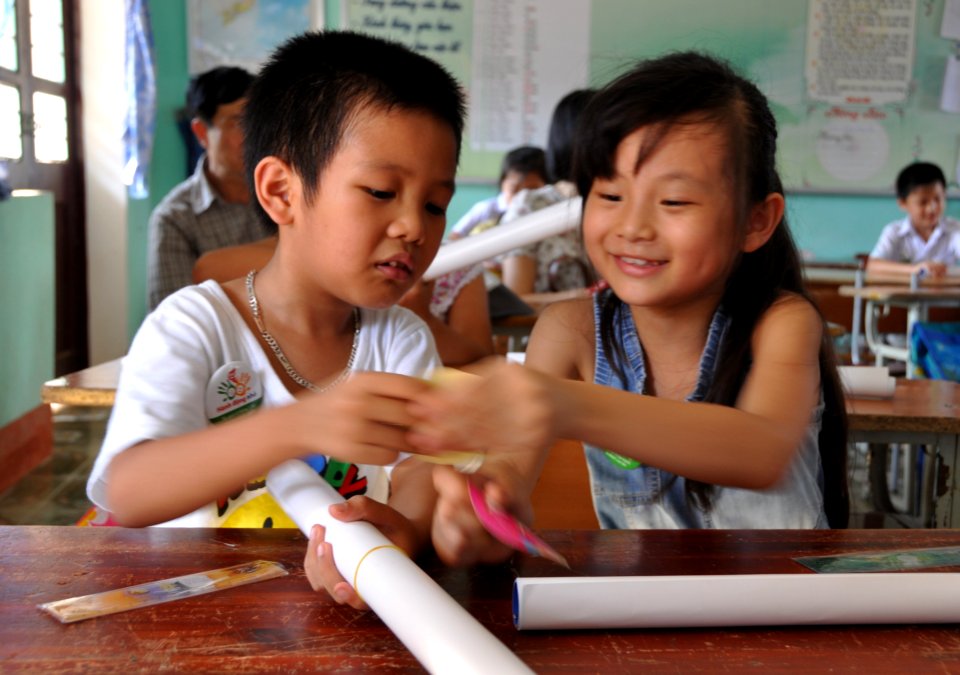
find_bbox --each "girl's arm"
[539,295,823,488]
[401,275,494,366]
[502,254,538,296]
[412,295,824,491]
[105,373,430,526]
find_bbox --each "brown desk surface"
[839,284,960,301]
[40,357,122,407]
[6,526,960,672]
[846,375,960,434]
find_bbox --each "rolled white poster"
[267,460,532,675]
[424,197,582,280]
[513,573,960,630]
[838,365,896,398]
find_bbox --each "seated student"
[447,145,548,239]
[867,162,960,278]
[86,30,500,609]
[413,52,849,551]
[499,89,596,296]
[147,66,274,309]
[194,240,494,367]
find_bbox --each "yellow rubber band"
[353,544,406,602]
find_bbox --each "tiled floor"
[0,406,107,525]
[0,404,890,528]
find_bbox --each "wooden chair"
[530,438,598,529]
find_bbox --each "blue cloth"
[584,290,828,529]
[123,0,156,199]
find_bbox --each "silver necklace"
[246,270,360,392]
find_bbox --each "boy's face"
[898,182,945,234]
[195,97,247,182]
[501,169,546,204]
[290,106,458,309]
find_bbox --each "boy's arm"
[867,256,948,278]
[105,373,429,527]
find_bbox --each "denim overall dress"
[585,293,828,529]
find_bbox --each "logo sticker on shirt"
[603,450,642,470]
[206,361,263,424]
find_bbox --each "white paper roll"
[425,197,582,280]
[838,365,896,398]
[267,460,532,675]
[513,573,960,630]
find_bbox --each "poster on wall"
[340,0,590,175]
[802,0,916,188]
[468,0,590,151]
[187,0,323,75]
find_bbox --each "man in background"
[146,66,274,309]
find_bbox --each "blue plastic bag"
[910,322,960,381]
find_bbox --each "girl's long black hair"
[573,52,849,528]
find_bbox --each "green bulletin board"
[343,0,960,193]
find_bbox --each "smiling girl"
[417,52,849,544]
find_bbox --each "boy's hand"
[295,372,431,466]
[917,261,948,278]
[304,496,419,611]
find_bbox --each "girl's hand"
[408,361,556,475]
[303,496,420,611]
[430,466,524,567]
[293,372,431,466]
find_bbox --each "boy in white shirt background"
[868,162,960,278]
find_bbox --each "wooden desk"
[839,284,960,374]
[6,526,960,672]
[847,378,960,528]
[41,357,122,407]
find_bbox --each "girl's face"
[289,106,458,309]
[583,121,744,312]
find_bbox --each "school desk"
[40,356,122,407]
[6,526,960,672]
[847,378,960,528]
[838,283,960,375]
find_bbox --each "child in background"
[86,31,482,607]
[500,89,596,295]
[416,52,849,549]
[867,162,960,278]
[448,145,548,239]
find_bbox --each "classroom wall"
[0,193,55,427]
[120,0,960,343]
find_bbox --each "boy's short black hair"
[499,145,547,184]
[243,30,466,229]
[186,66,254,124]
[896,162,946,200]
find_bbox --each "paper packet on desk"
[38,560,288,623]
[838,366,895,398]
